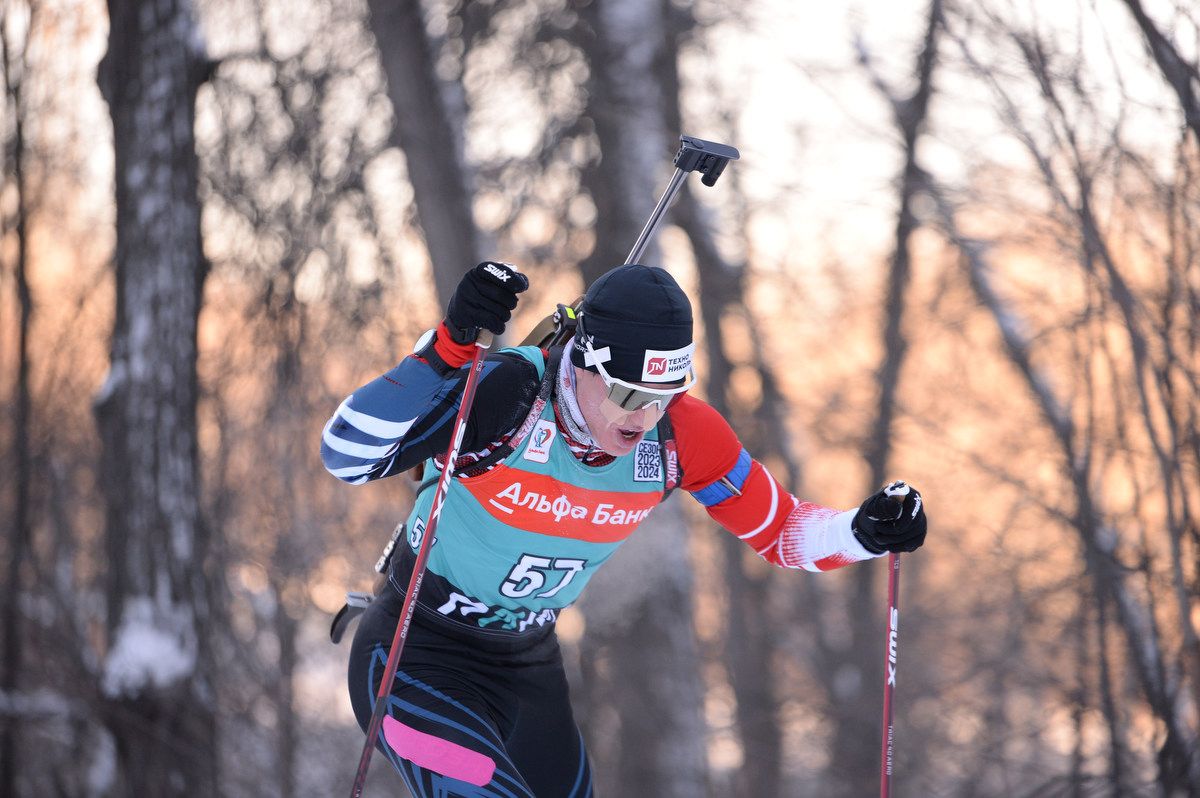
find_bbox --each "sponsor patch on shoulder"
[634,440,662,482]
[523,419,556,464]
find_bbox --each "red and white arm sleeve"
[669,395,881,572]
[769,501,878,571]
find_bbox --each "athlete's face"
[572,367,664,456]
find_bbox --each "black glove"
[445,261,530,344]
[852,481,926,554]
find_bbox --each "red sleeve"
[670,395,864,570]
[667,394,742,493]
[669,395,797,554]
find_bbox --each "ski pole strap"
[451,345,564,477]
[656,411,681,502]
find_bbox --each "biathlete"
[321,262,928,797]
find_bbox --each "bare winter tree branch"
[1119,0,1200,146]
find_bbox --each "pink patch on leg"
[382,715,497,787]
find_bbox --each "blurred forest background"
[1,0,1198,795]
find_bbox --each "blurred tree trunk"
[575,0,673,285]
[570,1,708,795]
[1119,0,1200,147]
[1094,588,1127,791]
[834,3,942,794]
[1118,0,1200,725]
[272,574,299,798]
[656,6,797,793]
[201,8,412,787]
[94,1,215,794]
[366,0,482,307]
[676,179,784,797]
[680,203,783,796]
[0,8,33,794]
[260,295,309,798]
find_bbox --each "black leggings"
[348,586,593,797]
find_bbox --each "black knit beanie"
[570,264,694,384]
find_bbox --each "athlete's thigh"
[504,657,594,798]
[385,666,540,796]
[348,610,535,796]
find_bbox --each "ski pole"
[880,551,900,798]
[879,482,909,798]
[347,331,494,798]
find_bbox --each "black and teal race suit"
[324,330,880,796]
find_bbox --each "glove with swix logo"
[445,261,530,344]
[851,480,926,554]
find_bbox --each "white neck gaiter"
[556,339,594,446]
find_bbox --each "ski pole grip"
[883,480,910,506]
[476,330,495,348]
